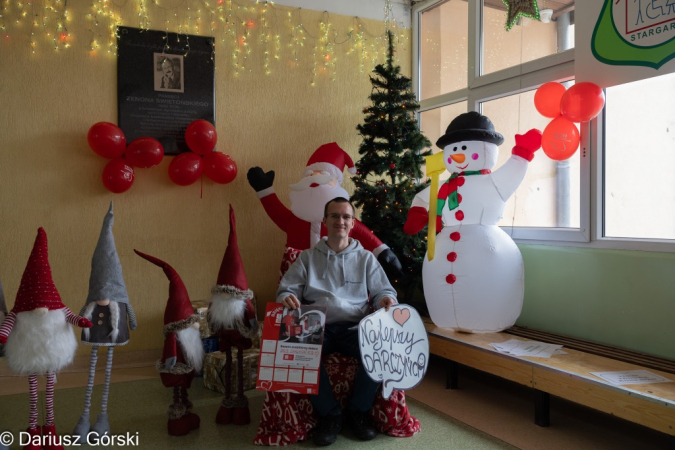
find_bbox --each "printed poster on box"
[256,303,327,394]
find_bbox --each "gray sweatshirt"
[276,238,397,325]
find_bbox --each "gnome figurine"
[208,205,258,426]
[73,202,137,441]
[135,250,204,437]
[0,228,93,450]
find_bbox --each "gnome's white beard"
[177,326,204,372]
[289,183,350,223]
[208,292,245,330]
[6,308,78,375]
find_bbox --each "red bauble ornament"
[88,122,126,159]
[102,158,134,193]
[168,152,203,186]
[125,137,164,168]
[185,120,217,155]
[390,163,396,169]
[203,152,237,184]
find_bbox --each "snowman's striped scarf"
[435,169,491,231]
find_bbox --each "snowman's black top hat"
[436,111,504,149]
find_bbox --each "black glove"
[247,167,275,192]
[378,248,403,279]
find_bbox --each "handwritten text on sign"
[358,305,429,399]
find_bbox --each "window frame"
[412,0,675,252]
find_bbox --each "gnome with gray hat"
[73,202,137,441]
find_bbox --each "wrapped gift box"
[203,349,259,393]
[192,299,215,339]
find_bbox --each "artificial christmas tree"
[351,29,432,306]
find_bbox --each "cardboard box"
[203,349,259,394]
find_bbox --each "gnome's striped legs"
[215,347,235,425]
[28,373,39,430]
[44,372,56,427]
[237,348,244,399]
[216,346,250,426]
[225,347,233,399]
[167,386,193,436]
[180,385,200,430]
[91,347,113,436]
[73,346,98,438]
[232,347,250,425]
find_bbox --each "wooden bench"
[425,321,675,447]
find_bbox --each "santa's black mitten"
[378,249,403,279]
[247,167,275,192]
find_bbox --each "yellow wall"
[0,3,410,356]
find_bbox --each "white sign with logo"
[577,0,675,87]
[358,305,429,399]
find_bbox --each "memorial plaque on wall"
[117,26,215,155]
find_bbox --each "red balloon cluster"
[534,82,605,161]
[168,119,237,186]
[87,122,165,193]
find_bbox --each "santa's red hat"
[13,228,66,313]
[305,142,356,184]
[134,250,198,333]
[212,205,253,299]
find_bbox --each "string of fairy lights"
[1,0,409,82]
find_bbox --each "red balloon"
[185,120,217,155]
[126,137,165,168]
[168,152,203,186]
[534,82,566,118]
[102,158,135,193]
[560,82,605,123]
[203,152,237,184]
[88,122,126,159]
[541,116,580,161]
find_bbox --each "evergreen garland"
[351,30,432,305]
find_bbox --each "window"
[481,0,573,75]
[419,0,468,100]
[481,90,580,229]
[415,0,675,250]
[603,72,675,241]
[414,0,583,243]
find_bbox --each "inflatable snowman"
[404,112,541,333]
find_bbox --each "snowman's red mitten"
[404,206,428,235]
[78,318,93,328]
[512,129,543,162]
[0,334,6,344]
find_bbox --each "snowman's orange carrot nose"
[450,153,466,163]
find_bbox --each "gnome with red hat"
[0,228,93,450]
[134,250,204,437]
[207,205,258,426]
[247,142,402,280]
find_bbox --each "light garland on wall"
[1,0,409,83]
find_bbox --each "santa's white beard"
[289,184,350,222]
[6,309,78,375]
[177,326,204,372]
[209,293,245,330]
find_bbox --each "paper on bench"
[590,370,673,386]
[489,339,563,358]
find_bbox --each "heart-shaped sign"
[393,308,411,327]
[260,381,273,391]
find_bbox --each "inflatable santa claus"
[247,142,402,279]
[0,228,93,450]
[134,250,204,437]
[208,205,258,426]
